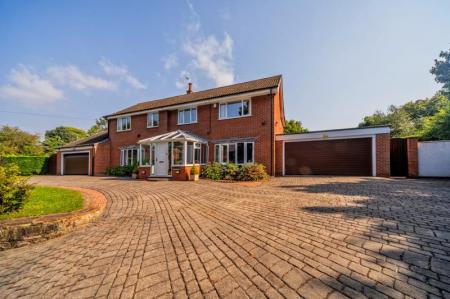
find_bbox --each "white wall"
[418,141,450,177]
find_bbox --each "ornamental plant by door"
[190,164,200,181]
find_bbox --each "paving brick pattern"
[1,176,450,299]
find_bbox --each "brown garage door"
[285,138,372,176]
[64,153,89,175]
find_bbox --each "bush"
[105,165,134,177]
[0,164,33,214]
[191,164,200,175]
[237,163,269,181]
[222,163,239,180]
[202,162,223,180]
[0,155,49,175]
[202,162,268,181]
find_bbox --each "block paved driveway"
[1,176,450,299]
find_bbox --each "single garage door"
[285,138,372,176]
[63,153,89,175]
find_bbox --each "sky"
[1,0,449,136]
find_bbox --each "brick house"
[57,75,391,179]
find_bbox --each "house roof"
[59,131,109,149]
[138,130,208,144]
[106,75,282,118]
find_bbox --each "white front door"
[154,143,169,176]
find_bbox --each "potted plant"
[190,164,200,181]
[131,164,139,179]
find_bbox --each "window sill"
[117,129,131,132]
[146,125,159,129]
[218,114,252,121]
[177,121,198,126]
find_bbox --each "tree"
[43,126,87,153]
[284,120,308,134]
[0,126,44,156]
[88,118,108,136]
[430,49,450,96]
[421,100,450,140]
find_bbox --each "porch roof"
[137,130,208,144]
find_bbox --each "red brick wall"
[406,138,418,178]
[93,141,110,175]
[376,134,390,177]
[108,93,279,175]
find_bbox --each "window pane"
[237,143,244,164]
[201,144,207,164]
[194,148,201,164]
[184,109,191,124]
[178,111,183,124]
[246,143,253,163]
[242,100,250,115]
[191,108,197,122]
[229,144,236,164]
[215,145,220,162]
[227,101,241,118]
[187,142,194,164]
[153,113,159,126]
[127,117,131,129]
[151,145,155,166]
[221,144,228,163]
[173,141,184,165]
[219,104,227,118]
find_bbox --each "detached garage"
[276,126,391,177]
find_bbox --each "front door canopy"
[137,130,207,144]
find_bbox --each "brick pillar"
[94,141,111,175]
[275,140,283,176]
[56,151,62,175]
[376,134,390,177]
[406,138,418,178]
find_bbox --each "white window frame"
[120,147,138,166]
[147,112,159,128]
[218,99,251,120]
[117,116,131,132]
[177,107,198,125]
[214,142,254,164]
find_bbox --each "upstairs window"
[219,100,250,119]
[147,112,159,128]
[117,116,131,131]
[178,107,197,124]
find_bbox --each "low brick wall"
[0,187,106,251]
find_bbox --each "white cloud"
[99,59,147,90]
[176,70,191,89]
[0,65,63,106]
[183,32,234,86]
[48,65,116,90]
[163,54,178,70]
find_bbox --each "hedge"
[0,156,49,175]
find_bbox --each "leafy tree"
[284,120,308,134]
[43,126,87,153]
[430,49,450,96]
[0,126,44,156]
[421,100,450,140]
[88,118,108,136]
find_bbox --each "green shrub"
[191,164,200,175]
[222,163,239,180]
[237,163,269,181]
[202,162,223,180]
[105,165,134,177]
[202,162,269,181]
[0,155,49,175]
[0,164,33,214]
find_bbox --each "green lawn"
[0,186,84,220]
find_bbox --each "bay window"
[117,116,131,131]
[215,142,254,164]
[178,107,197,124]
[219,100,250,119]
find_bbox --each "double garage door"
[63,153,89,175]
[284,138,372,176]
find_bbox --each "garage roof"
[59,131,109,149]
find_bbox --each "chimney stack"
[186,82,193,94]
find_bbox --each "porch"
[137,130,208,181]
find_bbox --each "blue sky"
[1,0,449,136]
